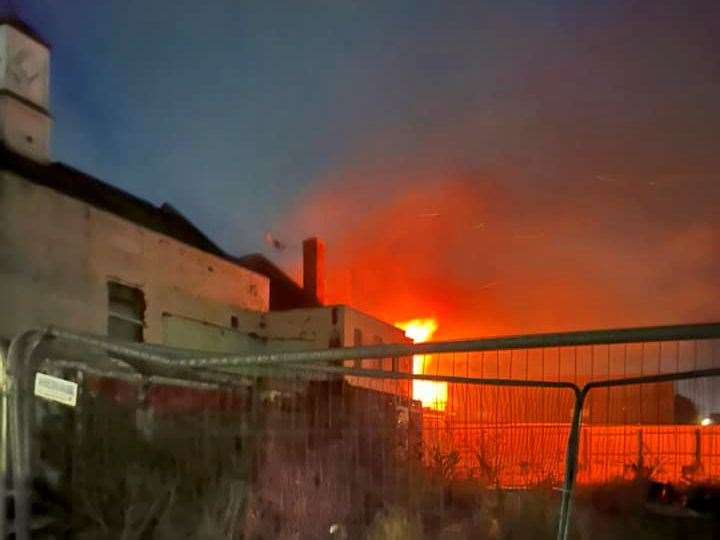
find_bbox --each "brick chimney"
[303,237,325,305]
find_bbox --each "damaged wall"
[231,305,410,350]
[162,312,310,353]
[0,170,269,345]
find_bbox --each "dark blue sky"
[18,0,720,333]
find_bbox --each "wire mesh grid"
[11,338,576,539]
[4,325,720,539]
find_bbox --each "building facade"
[0,16,270,347]
[0,15,409,362]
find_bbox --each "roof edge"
[0,18,51,49]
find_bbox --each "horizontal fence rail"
[46,322,720,367]
[3,323,720,540]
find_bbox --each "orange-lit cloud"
[278,161,719,341]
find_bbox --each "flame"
[396,318,438,343]
[395,318,447,411]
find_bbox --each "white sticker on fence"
[34,373,78,407]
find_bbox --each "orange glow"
[396,318,438,343]
[421,421,720,487]
[396,318,447,411]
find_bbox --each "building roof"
[232,253,321,310]
[0,9,318,312]
[1,144,317,307]
[1,145,224,256]
[0,1,50,48]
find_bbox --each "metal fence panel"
[4,330,579,539]
[567,376,720,540]
[4,323,720,539]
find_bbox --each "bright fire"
[395,318,448,411]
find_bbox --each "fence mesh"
[18,340,573,539]
[5,327,720,539]
[570,379,720,540]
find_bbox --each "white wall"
[231,305,413,396]
[0,171,269,345]
[232,306,343,350]
[162,313,310,354]
[0,96,51,162]
[0,24,52,161]
[232,305,410,350]
[341,307,412,397]
[342,308,408,347]
[0,25,51,109]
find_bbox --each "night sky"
[20,0,720,337]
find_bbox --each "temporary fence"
[2,323,720,539]
[419,421,720,488]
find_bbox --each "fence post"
[0,339,9,540]
[557,387,584,540]
[6,329,49,540]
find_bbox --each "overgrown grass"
[31,383,720,539]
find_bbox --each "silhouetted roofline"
[1,144,226,258]
[0,145,314,307]
[232,253,321,310]
[0,15,51,49]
